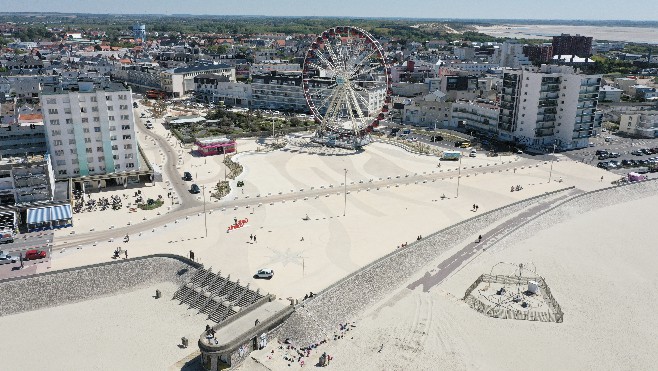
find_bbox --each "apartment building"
[0,112,47,158]
[552,34,593,58]
[0,154,55,206]
[194,74,252,107]
[40,80,139,179]
[402,90,452,128]
[452,100,500,136]
[492,41,531,69]
[619,111,658,138]
[523,44,554,63]
[498,65,602,151]
[162,63,235,98]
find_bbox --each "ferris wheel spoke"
[347,88,366,119]
[324,42,342,71]
[314,51,336,72]
[348,49,378,75]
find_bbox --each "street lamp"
[548,142,557,183]
[202,184,207,237]
[456,152,463,198]
[343,169,348,216]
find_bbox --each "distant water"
[476,24,658,44]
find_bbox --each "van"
[469,149,477,157]
[183,172,193,181]
[190,184,200,194]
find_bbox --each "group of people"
[113,247,128,259]
[397,242,409,249]
[510,185,524,192]
[249,234,257,243]
[472,204,480,211]
[416,235,423,241]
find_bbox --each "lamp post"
[456,153,463,198]
[202,184,207,237]
[548,142,557,183]
[343,169,347,216]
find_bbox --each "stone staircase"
[172,267,266,323]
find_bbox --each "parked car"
[254,268,274,279]
[608,152,620,158]
[596,150,609,156]
[597,161,608,169]
[24,249,47,260]
[183,172,193,181]
[0,250,19,264]
[190,184,200,194]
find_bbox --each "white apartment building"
[40,80,139,179]
[491,41,531,69]
[619,111,658,138]
[451,100,499,136]
[402,90,452,128]
[194,74,252,107]
[498,65,602,151]
[162,63,235,98]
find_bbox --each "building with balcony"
[552,34,593,58]
[451,100,500,136]
[0,154,55,206]
[194,75,252,107]
[491,41,531,69]
[523,44,554,63]
[619,111,658,138]
[402,90,452,128]
[40,79,140,180]
[598,85,623,102]
[0,113,47,158]
[163,63,235,98]
[497,65,602,151]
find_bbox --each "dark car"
[597,162,608,169]
[24,249,47,260]
[183,172,193,181]
[595,150,609,156]
[621,159,632,167]
[608,152,620,158]
[190,184,200,194]
[598,154,609,160]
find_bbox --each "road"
[54,156,530,248]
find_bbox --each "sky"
[3,0,658,21]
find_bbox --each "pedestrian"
[234,217,238,224]
[254,235,257,243]
[300,237,304,241]
[472,204,476,210]
[476,205,479,211]
[478,235,482,243]
[125,250,128,259]
[250,234,253,241]
[600,175,604,182]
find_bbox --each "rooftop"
[41,81,129,95]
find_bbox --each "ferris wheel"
[302,26,391,148]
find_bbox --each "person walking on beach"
[478,235,482,243]
[250,234,253,241]
[125,250,128,259]
[253,235,257,243]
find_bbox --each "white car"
[0,250,19,265]
[254,268,274,279]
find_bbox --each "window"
[94,127,101,133]
[56,160,66,166]
[118,94,127,100]
[80,107,87,113]
[65,118,73,124]
[51,129,61,136]
[90,96,97,102]
[69,148,78,154]
[68,139,76,145]
[121,125,130,130]
[88,167,95,173]
[119,105,128,110]
[106,95,112,101]
[120,115,129,120]
[86,148,93,154]
[91,106,99,112]
[64,108,71,114]
[67,128,74,135]
[83,128,90,134]
[84,137,91,143]
[108,116,115,121]
[97,146,103,152]
[107,106,114,111]
[79,96,86,102]
[46,98,56,104]
[115,164,120,170]
[124,144,132,150]
[126,163,135,168]
[125,153,133,159]
[58,169,67,175]
[110,135,117,141]
[111,144,118,151]
[93,117,100,122]
[73,169,80,174]
[49,119,60,125]
[55,149,64,156]
[98,156,105,162]
[109,126,116,131]
[71,159,78,165]
[123,134,131,140]
[113,154,119,160]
